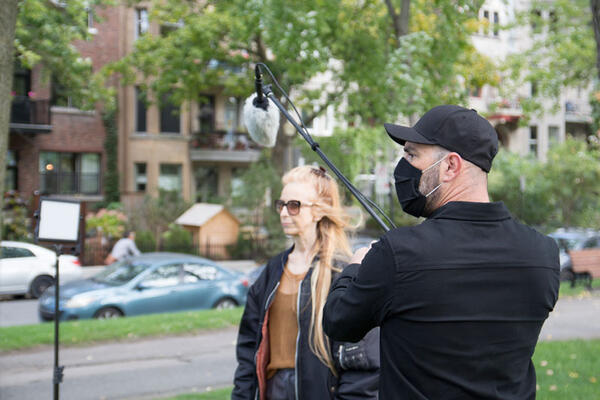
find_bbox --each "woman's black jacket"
[232,247,379,400]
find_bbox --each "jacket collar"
[428,201,511,222]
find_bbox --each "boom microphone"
[242,62,395,232]
[242,65,280,147]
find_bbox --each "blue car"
[39,252,249,320]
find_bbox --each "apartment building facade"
[117,6,262,210]
[470,0,593,160]
[7,6,127,205]
[7,3,263,209]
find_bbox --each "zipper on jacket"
[294,278,303,400]
[264,282,280,311]
[338,344,345,370]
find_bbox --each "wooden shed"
[175,203,240,259]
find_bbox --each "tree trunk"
[385,0,411,41]
[592,0,600,81]
[0,0,19,241]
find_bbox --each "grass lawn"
[161,340,600,400]
[0,307,243,351]
[558,279,600,298]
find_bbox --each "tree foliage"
[489,139,600,229]
[106,0,497,172]
[503,0,598,119]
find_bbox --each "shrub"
[135,230,156,252]
[161,224,193,254]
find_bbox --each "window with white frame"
[159,164,182,192]
[135,162,147,192]
[135,8,149,40]
[529,126,538,156]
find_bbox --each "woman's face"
[278,181,319,237]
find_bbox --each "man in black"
[323,105,560,399]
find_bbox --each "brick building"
[8,6,124,205]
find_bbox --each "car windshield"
[93,260,150,285]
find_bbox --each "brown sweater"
[266,267,307,379]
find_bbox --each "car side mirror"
[136,282,150,291]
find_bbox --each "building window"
[198,95,215,134]
[529,126,538,156]
[224,97,240,134]
[135,163,147,192]
[6,150,18,191]
[531,9,542,30]
[195,166,218,202]
[51,79,78,108]
[159,164,182,192]
[482,10,489,35]
[86,8,97,34]
[12,63,31,96]
[81,153,100,193]
[135,86,147,133]
[135,8,149,40]
[493,12,499,36]
[160,93,180,134]
[39,151,101,195]
[531,80,538,97]
[549,125,559,146]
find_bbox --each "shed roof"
[175,203,238,227]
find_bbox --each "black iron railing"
[10,96,51,125]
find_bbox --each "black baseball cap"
[384,105,499,172]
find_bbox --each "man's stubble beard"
[419,165,442,217]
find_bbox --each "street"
[0,293,599,399]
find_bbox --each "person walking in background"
[105,230,141,265]
[324,105,560,399]
[232,166,379,400]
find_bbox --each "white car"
[0,241,83,298]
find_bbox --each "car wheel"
[29,275,55,299]
[94,307,123,319]
[214,298,237,309]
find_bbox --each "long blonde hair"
[282,165,352,375]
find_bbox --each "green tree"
[106,0,497,173]
[0,0,114,240]
[504,0,600,128]
[130,190,191,249]
[489,139,600,229]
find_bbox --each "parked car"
[38,252,249,321]
[245,235,379,286]
[548,229,600,280]
[0,241,82,298]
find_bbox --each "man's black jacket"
[324,201,560,399]
[232,247,379,400]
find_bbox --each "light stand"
[34,198,82,400]
[260,79,394,232]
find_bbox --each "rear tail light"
[73,259,81,266]
[241,278,249,287]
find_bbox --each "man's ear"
[441,153,462,182]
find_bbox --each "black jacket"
[324,202,560,399]
[232,247,379,400]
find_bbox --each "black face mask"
[394,158,444,218]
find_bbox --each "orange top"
[266,267,307,379]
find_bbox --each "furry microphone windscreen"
[243,93,280,148]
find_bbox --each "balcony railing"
[190,130,261,151]
[40,172,101,195]
[10,96,52,132]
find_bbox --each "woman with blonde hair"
[232,165,379,400]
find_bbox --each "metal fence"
[82,239,241,266]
